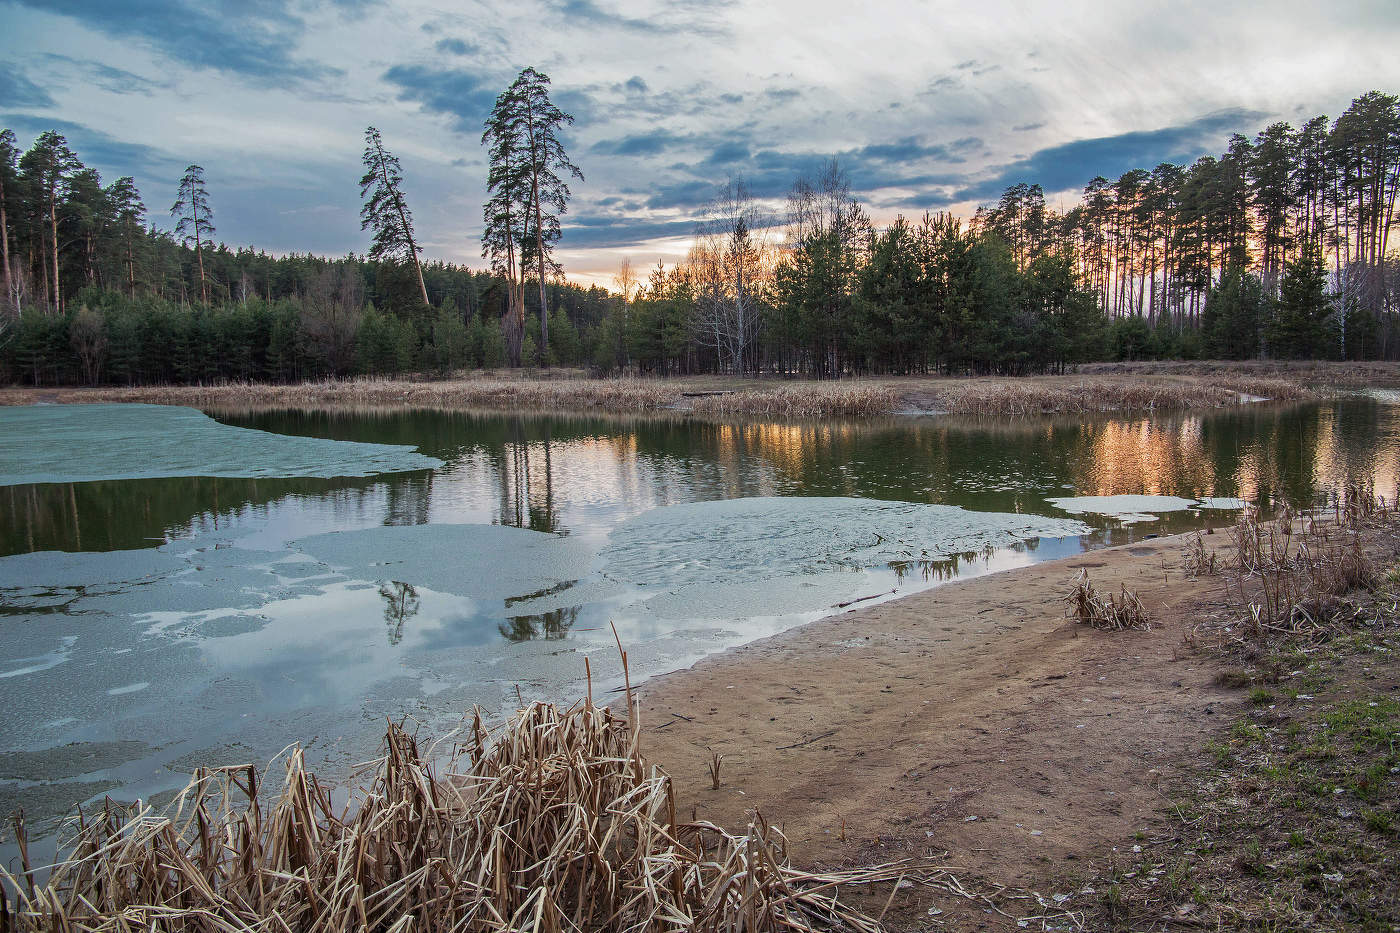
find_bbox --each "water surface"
[2,396,1397,835]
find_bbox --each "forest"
[1,88,1398,386]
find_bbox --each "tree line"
[1,86,1398,386]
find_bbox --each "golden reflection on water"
[1076,416,1216,497]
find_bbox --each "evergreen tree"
[1271,241,1336,358]
[0,128,17,312]
[1201,267,1265,359]
[359,127,429,306]
[19,131,79,312]
[171,164,214,303]
[482,68,582,362]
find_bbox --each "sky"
[3,0,1400,288]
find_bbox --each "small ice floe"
[1047,493,1248,523]
[107,682,150,696]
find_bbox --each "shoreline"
[634,529,1236,885]
[0,367,1336,418]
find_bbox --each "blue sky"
[3,0,1399,285]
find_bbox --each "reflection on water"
[2,396,1397,841]
[500,607,579,642]
[3,398,1398,556]
[379,581,420,646]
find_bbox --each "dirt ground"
[635,532,1239,926]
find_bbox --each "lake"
[1,395,1397,831]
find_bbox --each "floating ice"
[292,523,598,602]
[1047,494,1248,523]
[0,404,442,486]
[601,496,1091,587]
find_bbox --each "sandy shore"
[635,531,1236,895]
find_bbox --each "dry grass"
[1,694,970,932]
[0,377,902,419]
[1207,492,1394,646]
[1065,570,1152,631]
[1080,358,1400,389]
[925,376,1311,417]
[688,384,900,418]
[2,368,1330,419]
[1182,533,1220,577]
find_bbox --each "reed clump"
[1183,532,1220,577]
[1,699,932,932]
[929,376,1311,417]
[688,383,900,418]
[1065,570,1151,631]
[1217,497,1389,643]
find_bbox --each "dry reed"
[1217,497,1387,642]
[1183,533,1220,577]
[1065,570,1151,631]
[928,376,1311,417]
[2,698,955,932]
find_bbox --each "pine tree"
[19,131,79,312]
[106,177,145,296]
[171,164,214,303]
[359,127,428,306]
[1271,240,1335,358]
[482,67,582,363]
[0,128,18,312]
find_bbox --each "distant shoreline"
[2,360,1381,418]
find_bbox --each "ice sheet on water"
[1047,494,1249,523]
[600,496,1091,587]
[291,523,600,602]
[0,404,442,486]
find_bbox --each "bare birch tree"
[689,178,771,374]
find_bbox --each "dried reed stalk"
[2,699,941,932]
[1065,570,1151,631]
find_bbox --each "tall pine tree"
[359,126,428,307]
[171,164,214,304]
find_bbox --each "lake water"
[1,396,1398,834]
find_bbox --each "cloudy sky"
[3,0,1399,286]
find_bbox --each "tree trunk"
[377,154,429,307]
[49,187,61,313]
[0,175,11,311]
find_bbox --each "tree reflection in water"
[499,606,579,642]
[378,580,421,645]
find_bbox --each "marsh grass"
[3,371,1315,418]
[1,695,967,932]
[925,376,1310,417]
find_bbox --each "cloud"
[37,53,169,96]
[2,114,180,180]
[434,37,475,55]
[562,214,697,248]
[590,129,690,157]
[382,63,501,133]
[542,0,729,36]
[954,107,1269,202]
[0,67,55,109]
[11,0,335,83]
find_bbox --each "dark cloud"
[545,0,667,33]
[2,114,179,180]
[1013,121,1045,132]
[382,63,501,133]
[0,67,55,109]
[623,75,648,94]
[591,129,690,157]
[38,54,168,96]
[954,107,1268,202]
[542,0,730,36]
[12,0,336,83]
[562,214,697,248]
[433,37,475,55]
